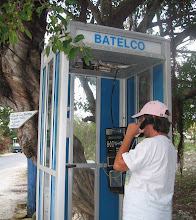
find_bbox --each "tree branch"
[79,77,96,122]
[77,0,89,22]
[182,87,196,100]
[174,25,196,47]
[111,0,143,28]
[176,79,195,85]
[86,0,103,25]
[113,0,143,17]
[137,0,164,33]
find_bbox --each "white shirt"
[122,135,177,220]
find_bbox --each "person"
[113,100,177,220]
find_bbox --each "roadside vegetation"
[0,105,16,154]
[173,140,196,220]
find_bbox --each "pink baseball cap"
[132,100,169,118]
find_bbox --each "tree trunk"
[72,136,94,219]
[176,99,184,175]
[0,7,47,162]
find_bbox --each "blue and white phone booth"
[37,21,171,220]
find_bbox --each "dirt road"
[0,153,27,220]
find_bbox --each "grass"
[184,140,196,152]
[173,172,196,218]
[172,146,196,220]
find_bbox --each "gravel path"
[0,155,27,220]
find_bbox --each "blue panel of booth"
[64,75,71,220]
[51,175,56,220]
[100,78,119,220]
[27,158,37,217]
[153,64,163,102]
[38,170,42,220]
[127,77,135,123]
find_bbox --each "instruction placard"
[9,110,38,128]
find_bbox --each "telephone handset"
[137,116,154,137]
[140,115,154,129]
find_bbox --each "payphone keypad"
[105,127,126,194]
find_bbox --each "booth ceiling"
[70,49,164,79]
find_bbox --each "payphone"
[105,127,127,194]
[105,117,154,194]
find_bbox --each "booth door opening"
[66,75,97,220]
[137,69,152,111]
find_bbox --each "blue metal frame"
[64,74,71,220]
[51,176,56,220]
[27,158,37,217]
[38,67,47,219]
[127,77,135,123]
[38,170,43,220]
[153,64,163,102]
[99,78,119,220]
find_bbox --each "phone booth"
[36,21,171,220]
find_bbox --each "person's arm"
[113,121,143,172]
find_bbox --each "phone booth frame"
[36,21,171,220]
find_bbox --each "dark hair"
[153,116,171,134]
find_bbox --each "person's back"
[113,100,177,220]
[123,135,177,220]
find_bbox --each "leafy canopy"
[0,105,16,140]
[0,0,93,65]
[176,55,196,131]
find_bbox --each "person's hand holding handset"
[113,119,145,172]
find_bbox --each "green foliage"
[0,0,93,65]
[0,0,33,45]
[74,99,90,113]
[173,172,196,216]
[0,105,16,153]
[0,105,16,140]
[175,55,196,131]
[74,117,96,161]
[42,1,93,65]
[174,119,196,153]
[0,133,11,153]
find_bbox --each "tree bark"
[0,7,47,162]
[136,0,164,33]
[72,136,94,219]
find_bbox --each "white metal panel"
[55,52,69,220]
[162,40,172,138]
[37,51,58,220]
[49,57,57,170]
[36,53,48,220]
[118,79,127,220]
[119,79,127,127]
[36,52,45,218]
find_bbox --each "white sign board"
[76,29,162,55]
[9,110,38,129]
